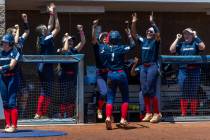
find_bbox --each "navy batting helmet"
[1,33,14,45]
[109,31,121,45]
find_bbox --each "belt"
[143,63,152,67]
[3,73,15,77]
[96,68,109,74]
[66,71,75,75]
[109,69,124,73]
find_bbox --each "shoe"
[150,113,162,123]
[4,125,17,133]
[34,114,41,119]
[105,118,112,130]
[142,113,153,122]
[97,110,103,119]
[117,119,128,128]
[4,125,10,132]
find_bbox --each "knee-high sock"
[4,109,11,126]
[98,99,105,110]
[11,108,18,128]
[106,104,113,118]
[121,102,128,119]
[144,96,151,113]
[42,97,51,115]
[180,99,188,116]
[190,99,198,115]
[36,95,45,115]
[60,104,66,117]
[152,96,159,113]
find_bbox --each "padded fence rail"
[160,55,210,121]
[0,55,84,125]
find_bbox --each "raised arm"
[50,4,60,37]
[170,34,182,53]
[92,19,99,44]
[61,33,70,52]
[75,25,86,52]
[131,13,138,39]
[149,14,160,41]
[47,3,55,32]
[193,31,205,51]
[125,27,135,50]
[14,24,20,44]
[130,57,139,77]
[21,13,30,39]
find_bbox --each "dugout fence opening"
[1,54,84,125]
[160,55,210,122]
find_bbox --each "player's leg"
[139,91,145,121]
[178,69,188,116]
[105,72,117,130]
[0,77,11,130]
[140,67,152,121]
[118,71,129,127]
[96,74,107,119]
[7,75,19,132]
[189,69,200,116]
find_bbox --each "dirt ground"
[1,122,210,140]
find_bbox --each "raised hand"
[14,24,19,30]
[133,57,139,64]
[93,19,99,27]
[21,13,28,22]
[132,13,138,22]
[48,3,56,14]
[176,34,182,40]
[77,24,83,31]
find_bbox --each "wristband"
[2,65,10,71]
[23,22,29,30]
[194,37,202,44]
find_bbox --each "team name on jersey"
[142,47,150,50]
[182,48,195,51]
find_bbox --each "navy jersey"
[93,43,107,69]
[38,33,55,55]
[102,44,135,71]
[0,48,20,74]
[176,40,201,56]
[137,35,159,64]
[60,48,78,73]
[15,36,25,54]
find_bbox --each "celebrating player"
[0,34,20,133]
[102,28,135,130]
[131,13,161,123]
[92,19,109,119]
[170,28,205,116]
[34,3,60,119]
[57,24,86,118]
[6,13,30,54]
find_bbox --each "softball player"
[131,13,161,123]
[102,29,135,130]
[0,34,20,133]
[170,28,205,116]
[57,25,86,118]
[92,19,109,119]
[34,3,60,119]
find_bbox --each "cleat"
[142,113,153,122]
[34,114,41,119]
[150,113,162,123]
[117,119,128,128]
[105,118,112,130]
[97,110,103,119]
[4,125,17,133]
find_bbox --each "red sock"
[4,109,11,126]
[139,114,145,121]
[36,95,45,115]
[66,104,75,118]
[121,102,128,119]
[42,97,51,115]
[11,108,18,128]
[144,97,151,113]
[152,96,159,114]
[60,104,66,117]
[190,99,198,115]
[106,104,113,118]
[98,99,105,110]
[180,99,188,116]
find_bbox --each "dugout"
[1,0,210,124]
